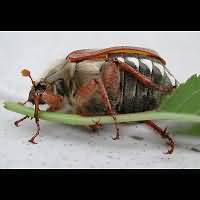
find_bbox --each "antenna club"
[21,69,31,77]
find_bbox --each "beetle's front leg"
[17,100,29,105]
[28,118,40,144]
[14,101,32,127]
[14,116,29,127]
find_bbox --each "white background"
[1,31,200,168]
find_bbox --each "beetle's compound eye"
[35,81,47,91]
[28,85,46,105]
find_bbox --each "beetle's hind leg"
[112,59,174,94]
[146,120,175,154]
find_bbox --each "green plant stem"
[4,101,200,126]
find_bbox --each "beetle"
[15,46,178,154]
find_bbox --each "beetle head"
[21,69,52,106]
[28,81,49,105]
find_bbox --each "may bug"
[15,46,178,153]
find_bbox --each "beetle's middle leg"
[94,79,120,140]
[74,78,120,139]
[88,120,103,133]
[94,60,121,140]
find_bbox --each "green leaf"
[159,74,200,113]
[170,123,200,136]
[5,101,200,126]
[3,74,200,135]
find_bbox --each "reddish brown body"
[42,92,63,111]
[66,47,175,116]
[15,46,177,153]
[67,46,166,65]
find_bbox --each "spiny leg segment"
[14,116,29,127]
[28,118,40,144]
[95,79,120,140]
[88,120,103,132]
[146,120,175,154]
[75,77,120,139]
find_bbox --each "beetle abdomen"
[68,54,177,115]
[113,54,177,113]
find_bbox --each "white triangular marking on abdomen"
[126,57,139,69]
[165,70,176,86]
[153,62,165,76]
[117,57,125,63]
[140,59,153,73]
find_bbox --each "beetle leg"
[27,94,41,144]
[14,99,34,127]
[14,116,29,127]
[113,59,174,94]
[94,79,120,140]
[146,120,175,154]
[20,100,29,105]
[88,120,103,133]
[28,118,40,144]
[75,78,119,139]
